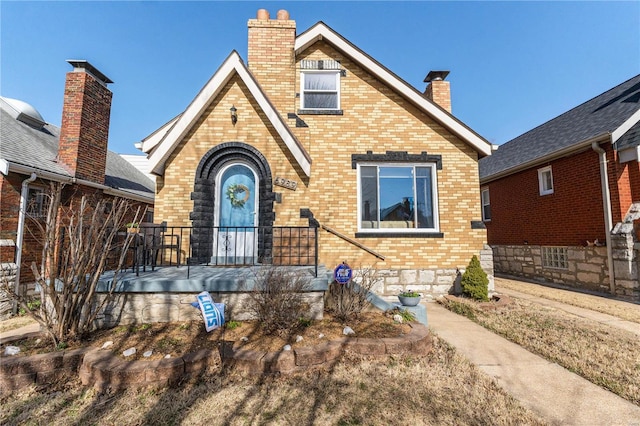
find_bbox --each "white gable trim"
[612,108,640,143]
[295,23,492,157]
[148,51,311,176]
[140,115,180,154]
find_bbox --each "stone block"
[62,348,90,371]
[432,284,452,294]
[110,361,148,387]
[0,372,35,393]
[36,367,76,386]
[576,263,605,274]
[183,348,220,374]
[145,357,185,385]
[576,272,601,284]
[417,270,435,284]
[381,336,412,354]
[343,338,386,356]
[399,269,417,284]
[614,260,637,280]
[262,350,296,373]
[294,341,343,366]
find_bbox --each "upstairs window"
[481,189,491,221]
[300,71,340,110]
[358,164,439,232]
[538,166,554,195]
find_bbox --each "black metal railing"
[107,225,319,277]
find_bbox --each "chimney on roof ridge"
[424,70,451,113]
[57,59,113,184]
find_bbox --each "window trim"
[299,70,341,111]
[481,188,491,222]
[356,162,440,234]
[26,186,47,219]
[538,166,554,196]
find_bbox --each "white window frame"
[300,70,341,110]
[538,166,554,195]
[356,163,440,233]
[542,246,568,269]
[26,186,46,219]
[481,188,491,222]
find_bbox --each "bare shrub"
[1,182,144,347]
[246,267,311,335]
[327,265,379,322]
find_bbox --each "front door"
[212,163,258,265]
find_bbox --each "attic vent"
[300,59,341,70]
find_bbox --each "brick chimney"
[424,71,451,113]
[58,60,113,184]
[247,9,296,116]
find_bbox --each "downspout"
[13,172,37,314]
[592,142,615,294]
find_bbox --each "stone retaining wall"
[0,263,17,320]
[0,324,431,394]
[492,245,610,293]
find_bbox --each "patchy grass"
[496,277,640,324]
[0,316,36,334]
[0,335,546,426]
[439,296,640,406]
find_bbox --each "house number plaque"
[274,177,297,191]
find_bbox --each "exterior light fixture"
[230,105,237,125]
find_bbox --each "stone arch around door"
[190,142,275,264]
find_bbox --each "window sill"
[355,232,444,238]
[298,109,343,115]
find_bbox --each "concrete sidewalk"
[427,301,640,426]
[496,286,640,337]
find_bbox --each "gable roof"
[0,101,154,202]
[480,74,640,182]
[146,51,312,177]
[295,22,493,157]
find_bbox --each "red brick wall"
[58,71,112,184]
[610,146,640,222]
[0,174,20,263]
[484,148,607,246]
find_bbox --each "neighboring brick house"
[140,9,494,297]
[0,60,155,309]
[479,74,640,300]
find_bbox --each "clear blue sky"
[2,1,638,155]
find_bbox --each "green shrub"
[461,255,489,301]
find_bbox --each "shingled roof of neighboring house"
[480,74,640,182]
[0,100,154,201]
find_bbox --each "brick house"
[140,9,494,297]
[479,74,640,300]
[0,60,154,312]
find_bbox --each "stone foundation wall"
[375,245,495,300]
[492,245,611,294]
[93,291,325,328]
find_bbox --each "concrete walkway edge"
[427,301,640,426]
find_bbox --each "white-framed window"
[538,166,554,195]
[542,246,568,269]
[357,164,439,232]
[26,187,46,218]
[481,188,491,221]
[300,71,340,110]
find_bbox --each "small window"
[26,187,46,218]
[481,189,491,221]
[300,71,340,110]
[358,164,439,232]
[538,166,554,195]
[542,246,568,269]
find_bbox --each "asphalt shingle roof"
[0,106,154,199]
[480,74,640,181]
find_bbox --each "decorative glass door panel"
[213,164,258,264]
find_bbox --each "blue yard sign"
[334,262,353,284]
